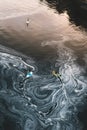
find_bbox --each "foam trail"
[0,51,87,130]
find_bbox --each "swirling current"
[0,45,87,130]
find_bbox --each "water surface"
[0,0,87,130]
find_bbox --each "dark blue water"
[0,0,87,130]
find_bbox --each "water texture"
[0,43,87,130]
[0,0,87,130]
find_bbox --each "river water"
[0,0,87,130]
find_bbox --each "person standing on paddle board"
[26,18,30,27]
[52,70,62,83]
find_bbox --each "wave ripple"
[0,52,87,130]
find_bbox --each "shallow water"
[0,0,87,130]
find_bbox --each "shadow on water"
[40,0,87,29]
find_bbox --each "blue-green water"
[0,0,87,130]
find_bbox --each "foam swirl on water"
[0,52,87,130]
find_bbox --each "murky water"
[0,0,87,130]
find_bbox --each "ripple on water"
[0,52,87,130]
